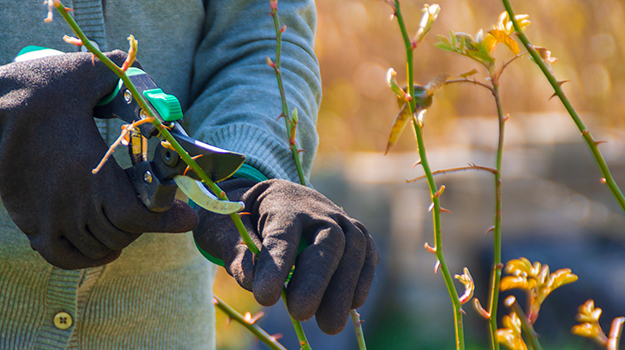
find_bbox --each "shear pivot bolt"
[124,90,132,104]
[143,171,153,184]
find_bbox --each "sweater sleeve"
[184,0,321,182]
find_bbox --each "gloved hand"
[0,50,199,270]
[193,178,379,335]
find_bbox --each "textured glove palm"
[193,178,379,335]
[0,51,198,270]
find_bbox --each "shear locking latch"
[143,89,183,122]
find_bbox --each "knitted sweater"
[0,0,320,348]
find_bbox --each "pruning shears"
[17,46,247,215]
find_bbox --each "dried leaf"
[385,103,413,155]
[121,35,138,72]
[454,267,475,304]
[425,74,450,95]
[534,46,558,70]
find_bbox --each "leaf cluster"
[435,12,530,74]
[500,257,578,324]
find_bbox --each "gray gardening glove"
[0,51,199,270]
[193,178,379,335]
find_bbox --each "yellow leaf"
[459,69,479,78]
[548,268,578,290]
[502,313,522,335]
[497,313,528,350]
[489,29,519,55]
[500,276,534,291]
[385,103,413,155]
[576,300,602,323]
[514,14,531,32]
[505,257,535,276]
[495,11,531,35]
[571,323,597,338]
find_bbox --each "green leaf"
[449,29,457,49]
[465,48,495,65]
[435,35,455,52]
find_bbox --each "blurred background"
[215,0,625,349]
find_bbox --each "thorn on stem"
[243,311,265,324]
[594,140,608,146]
[432,185,446,199]
[441,207,452,213]
[504,295,516,308]
[63,35,83,46]
[460,308,467,315]
[266,56,276,68]
[434,260,441,274]
[473,298,491,319]
[496,263,504,270]
[486,226,495,234]
[503,114,510,122]
[582,129,590,136]
[280,25,287,33]
[428,202,434,212]
[238,212,252,217]
[600,178,607,184]
[161,140,176,151]
[424,242,437,254]
[270,333,284,341]
[225,316,232,328]
[411,159,422,168]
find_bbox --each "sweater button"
[53,311,73,330]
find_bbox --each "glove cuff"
[232,163,269,182]
[195,241,226,267]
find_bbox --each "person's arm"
[184,0,321,181]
